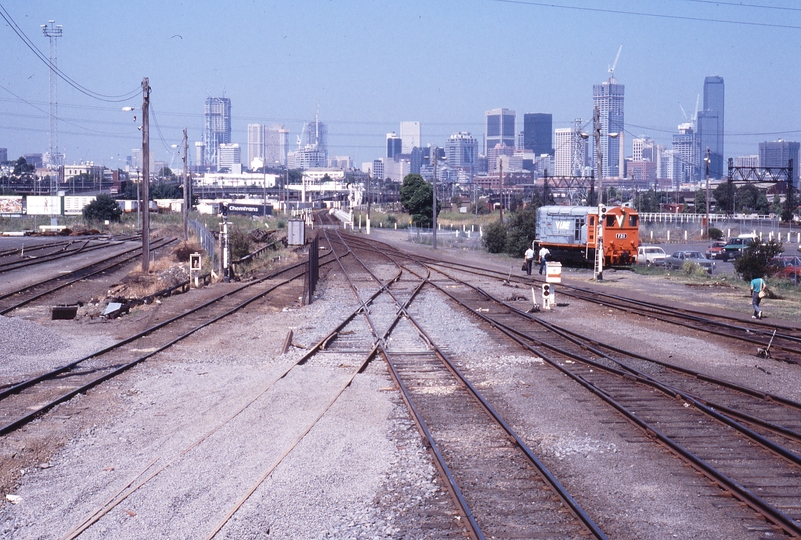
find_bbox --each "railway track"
[321,229,607,539]
[338,232,801,536]
[0,237,131,274]
[0,254,320,437]
[0,237,177,315]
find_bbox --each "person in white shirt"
[538,246,550,275]
[524,246,535,275]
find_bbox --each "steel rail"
[0,252,340,436]
[329,231,608,540]
[419,270,801,537]
[0,239,123,273]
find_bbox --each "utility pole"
[42,20,62,226]
[182,128,189,241]
[704,147,710,241]
[141,77,151,272]
[498,158,504,224]
[432,146,438,249]
[593,105,604,281]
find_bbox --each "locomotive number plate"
[616,233,627,239]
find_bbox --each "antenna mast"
[41,20,62,174]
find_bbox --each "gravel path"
[1,230,799,539]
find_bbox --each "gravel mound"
[0,316,69,357]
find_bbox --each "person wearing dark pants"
[538,246,550,275]
[524,246,535,276]
[750,276,766,319]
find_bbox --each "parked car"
[705,240,727,260]
[772,255,801,284]
[721,234,757,261]
[665,251,715,273]
[637,246,667,266]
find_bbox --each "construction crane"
[608,45,622,83]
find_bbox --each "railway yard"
[1,220,801,539]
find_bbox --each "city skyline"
[1,1,800,170]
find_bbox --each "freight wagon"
[535,204,639,267]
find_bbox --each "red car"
[772,255,801,284]
[705,241,727,260]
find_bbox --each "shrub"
[733,239,783,282]
[708,227,723,240]
[482,220,507,253]
[82,193,122,223]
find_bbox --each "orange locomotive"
[534,204,639,266]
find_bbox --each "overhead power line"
[0,3,141,102]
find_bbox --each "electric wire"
[0,3,141,102]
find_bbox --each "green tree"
[713,182,735,214]
[634,189,660,213]
[399,174,438,226]
[151,181,182,199]
[82,193,122,223]
[782,187,798,223]
[503,204,538,257]
[693,189,706,214]
[755,191,770,215]
[770,194,783,215]
[482,220,507,253]
[735,184,759,213]
[733,239,783,282]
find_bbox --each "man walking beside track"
[538,246,550,275]
[750,275,767,319]
[524,246,535,276]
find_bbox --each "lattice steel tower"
[41,20,62,175]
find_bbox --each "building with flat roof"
[386,133,402,159]
[445,132,478,169]
[485,108,516,154]
[400,121,420,154]
[218,143,241,173]
[522,113,552,155]
[203,97,232,170]
[593,79,624,178]
[698,76,725,178]
[759,140,800,187]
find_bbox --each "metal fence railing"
[189,219,218,271]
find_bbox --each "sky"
[1,0,800,170]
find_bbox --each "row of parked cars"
[636,233,801,282]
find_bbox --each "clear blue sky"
[1,0,800,169]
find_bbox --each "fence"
[406,225,484,250]
[189,219,218,271]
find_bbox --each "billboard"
[226,203,271,216]
[0,196,23,216]
[25,196,62,216]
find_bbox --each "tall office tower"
[194,142,205,170]
[445,132,478,168]
[265,126,289,167]
[697,76,725,178]
[662,149,683,189]
[522,113,553,155]
[247,123,266,168]
[759,140,801,187]
[386,132,402,158]
[593,77,624,178]
[400,121,421,153]
[672,123,700,183]
[203,97,232,170]
[302,116,327,154]
[553,128,574,176]
[485,108,516,154]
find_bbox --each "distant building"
[194,142,206,171]
[661,149,683,189]
[247,124,266,169]
[697,76,725,178]
[553,128,574,177]
[522,113,553,155]
[329,156,351,169]
[203,97,232,170]
[672,123,700,183]
[487,143,514,172]
[24,153,44,168]
[302,116,327,155]
[445,132,478,169]
[734,155,759,168]
[759,140,800,187]
[593,77,624,178]
[386,133,402,159]
[0,148,7,162]
[400,121,420,154]
[627,160,657,188]
[372,159,384,180]
[218,143,241,173]
[485,108,516,154]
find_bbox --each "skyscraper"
[593,78,624,178]
[445,132,478,168]
[553,128,574,176]
[400,121,421,153]
[203,97,232,170]
[247,123,266,169]
[759,140,800,187]
[485,108,516,154]
[386,133,402,159]
[522,113,553,155]
[672,123,700,184]
[698,76,725,178]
